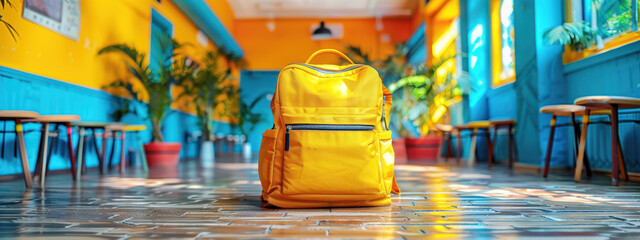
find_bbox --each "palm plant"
[1,0,19,42]
[543,22,596,52]
[388,55,462,135]
[98,34,196,142]
[176,50,229,141]
[236,92,267,143]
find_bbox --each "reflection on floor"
[1,156,640,239]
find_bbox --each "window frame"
[491,0,516,88]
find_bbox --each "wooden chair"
[0,110,39,188]
[24,115,80,186]
[71,121,110,179]
[574,96,640,185]
[489,119,516,168]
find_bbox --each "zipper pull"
[285,125,291,151]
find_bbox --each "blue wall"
[238,70,279,153]
[0,66,233,176]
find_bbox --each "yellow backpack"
[259,49,400,208]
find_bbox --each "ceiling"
[226,0,420,19]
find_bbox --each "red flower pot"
[392,138,408,164]
[405,136,440,160]
[144,142,182,168]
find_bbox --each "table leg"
[616,134,628,181]
[575,110,590,182]
[436,132,444,162]
[120,131,126,176]
[92,128,104,175]
[455,130,462,164]
[109,131,116,171]
[543,115,557,178]
[15,119,32,188]
[139,133,148,173]
[507,124,514,169]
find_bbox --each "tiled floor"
[1,157,640,239]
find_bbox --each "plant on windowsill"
[175,50,229,167]
[543,22,596,52]
[98,34,197,168]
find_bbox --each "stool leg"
[34,124,45,178]
[572,113,592,178]
[508,124,514,169]
[15,120,32,188]
[138,133,148,173]
[616,134,628,181]
[120,131,126,175]
[1,121,5,159]
[65,123,77,181]
[39,123,50,187]
[109,131,116,171]
[468,129,477,167]
[485,129,494,168]
[437,132,445,162]
[456,131,462,164]
[92,129,104,175]
[575,110,590,182]
[610,105,620,186]
[76,127,85,180]
[101,129,107,173]
[543,115,557,178]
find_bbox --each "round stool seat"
[0,110,39,120]
[575,96,640,109]
[23,115,80,123]
[105,123,127,131]
[435,124,454,132]
[71,121,110,128]
[124,125,147,132]
[467,121,491,128]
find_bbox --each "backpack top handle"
[305,49,355,65]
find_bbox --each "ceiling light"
[311,21,332,40]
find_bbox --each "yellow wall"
[205,0,235,33]
[0,0,216,92]
[233,18,413,69]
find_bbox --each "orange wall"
[233,18,414,70]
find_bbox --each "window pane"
[594,0,634,39]
[500,0,515,80]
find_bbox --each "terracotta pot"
[144,142,182,168]
[405,136,440,160]
[392,138,408,164]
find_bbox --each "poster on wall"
[22,0,80,41]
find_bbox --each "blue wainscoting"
[563,41,640,173]
[0,66,232,176]
[239,70,279,153]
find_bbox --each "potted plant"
[176,50,228,167]
[98,34,196,168]
[389,56,464,160]
[237,92,268,160]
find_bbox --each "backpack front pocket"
[259,129,277,191]
[282,124,383,195]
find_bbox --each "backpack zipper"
[291,63,365,74]
[284,124,374,151]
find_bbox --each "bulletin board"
[22,0,80,40]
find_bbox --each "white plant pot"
[242,143,252,160]
[200,141,215,168]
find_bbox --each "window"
[584,0,638,41]
[491,0,515,87]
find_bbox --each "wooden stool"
[105,123,127,175]
[0,110,39,188]
[435,124,455,162]
[539,105,608,178]
[24,115,80,186]
[71,121,109,179]
[124,125,149,173]
[454,121,492,167]
[574,96,640,185]
[489,119,516,168]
